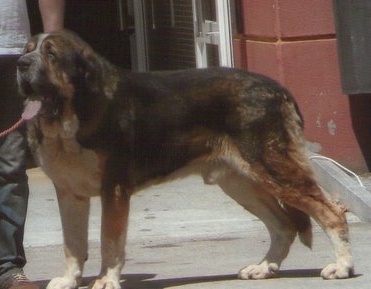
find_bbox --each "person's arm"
[39,0,65,32]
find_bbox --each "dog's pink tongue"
[22,100,42,120]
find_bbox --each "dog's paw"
[89,277,121,289]
[238,262,279,280]
[46,277,78,289]
[321,262,354,279]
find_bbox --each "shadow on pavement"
[34,269,362,289]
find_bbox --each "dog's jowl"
[17,30,354,289]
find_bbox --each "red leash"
[0,100,41,138]
[0,118,26,138]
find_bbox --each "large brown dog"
[17,30,353,289]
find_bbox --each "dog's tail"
[285,204,313,248]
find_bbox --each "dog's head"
[17,29,117,119]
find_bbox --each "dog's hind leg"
[47,189,90,289]
[253,156,354,279]
[215,173,298,279]
[284,184,354,279]
[90,184,130,289]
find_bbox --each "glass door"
[129,0,234,71]
[192,0,234,68]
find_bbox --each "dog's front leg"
[90,185,130,289]
[47,189,90,289]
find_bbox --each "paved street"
[23,168,371,289]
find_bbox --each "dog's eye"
[48,52,56,61]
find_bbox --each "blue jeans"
[0,55,29,279]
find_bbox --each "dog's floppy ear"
[74,47,105,94]
[74,46,118,99]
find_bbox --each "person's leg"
[0,55,37,289]
[0,129,29,274]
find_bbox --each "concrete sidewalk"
[23,168,371,289]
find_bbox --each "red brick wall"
[234,0,370,172]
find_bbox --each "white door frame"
[127,0,148,71]
[216,0,233,67]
